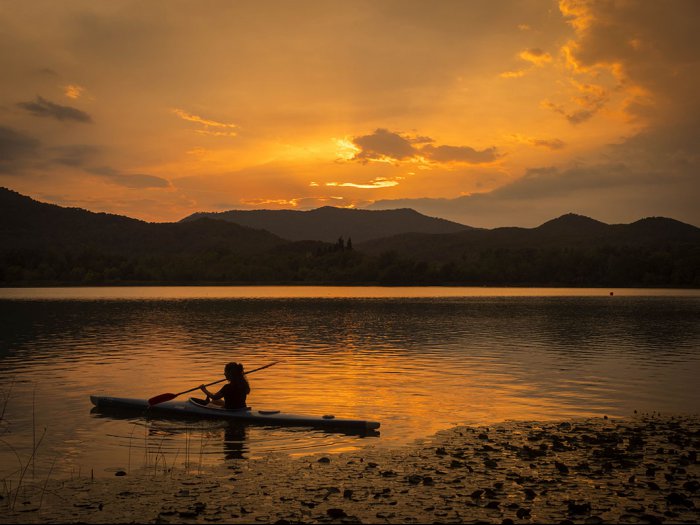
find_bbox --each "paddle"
[147,361,280,406]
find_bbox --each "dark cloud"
[17,95,92,123]
[351,128,499,165]
[352,129,418,163]
[0,125,40,173]
[87,166,170,189]
[530,138,566,150]
[422,144,499,163]
[49,144,100,167]
[543,99,604,125]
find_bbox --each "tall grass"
[0,384,54,512]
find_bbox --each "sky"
[1,0,698,227]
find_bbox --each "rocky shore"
[2,414,699,524]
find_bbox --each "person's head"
[224,362,244,380]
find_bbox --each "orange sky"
[1,0,698,227]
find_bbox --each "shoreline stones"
[2,414,699,524]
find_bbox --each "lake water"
[1,286,699,481]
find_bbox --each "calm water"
[1,286,699,480]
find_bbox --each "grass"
[0,382,55,512]
[0,391,221,515]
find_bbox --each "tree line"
[1,242,698,287]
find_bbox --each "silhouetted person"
[199,362,250,410]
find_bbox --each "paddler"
[199,362,250,410]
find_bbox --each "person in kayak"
[199,362,250,410]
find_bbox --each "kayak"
[90,396,381,431]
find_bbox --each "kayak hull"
[90,396,380,431]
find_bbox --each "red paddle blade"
[148,392,177,406]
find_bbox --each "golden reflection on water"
[0,290,699,480]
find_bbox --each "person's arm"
[200,385,225,400]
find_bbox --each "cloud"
[518,48,552,66]
[542,85,607,125]
[366,118,700,228]
[421,145,499,163]
[238,196,356,210]
[172,108,238,136]
[500,70,526,79]
[325,177,401,189]
[0,126,41,174]
[17,95,93,123]
[63,84,85,100]
[556,0,700,125]
[49,144,100,167]
[350,128,499,165]
[512,135,566,150]
[86,166,170,189]
[352,128,418,163]
[529,138,566,150]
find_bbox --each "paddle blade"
[148,392,177,406]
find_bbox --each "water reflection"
[0,290,699,480]
[224,424,247,460]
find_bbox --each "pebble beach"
[2,414,699,524]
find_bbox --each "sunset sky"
[1,0,698,227]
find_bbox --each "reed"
[0,379,14,423]
[38,456,58,509]
[0,426,46,510]
[127,422,138,474]
[0,382,49,511]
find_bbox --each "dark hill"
[180,206,471,243]
[2,188,698,287]
[0,187,285,256]
[357,213,700,261]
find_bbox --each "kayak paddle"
[147,361,280,406]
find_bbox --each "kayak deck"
[90,396,380,431]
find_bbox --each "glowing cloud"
[64,84,85,99]
[172,108,238,136]
[325,177,401,189]
[519,48,553,66]
[500,70,526,79]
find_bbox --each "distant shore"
[3,414,698,524]
[2,283,700,289]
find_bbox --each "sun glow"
[334,138,361,161]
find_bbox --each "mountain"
[0,187,285,256]
[356,212,700,261]
[180,206,471,243]
[1,188,698,286]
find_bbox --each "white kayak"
[90,395,380,431]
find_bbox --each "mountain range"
[0,187,284,256]
[1,187,698,286]
[181,207,470,243]
[356,213,700,260]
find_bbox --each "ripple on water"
[0,293,698,479]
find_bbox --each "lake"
[1,286,699,481]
